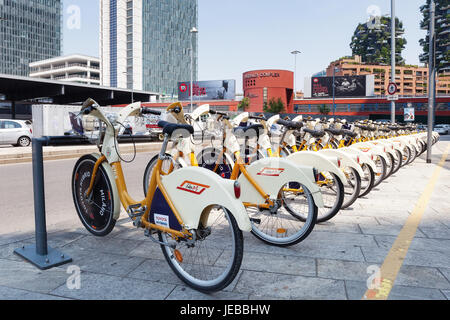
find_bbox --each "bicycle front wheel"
[158,206,243,292]
[72,154,116,236]
[248,182,317,246]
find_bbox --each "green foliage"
[237,97,250,111]
[350,16,407,65]
[318,104,330,115]
[263,97,285,114]
[419,0,450,73]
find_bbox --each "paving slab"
[361,246,450,269]
[220,250,317,277]
[166,286,249,300]
[0,285,69,300]
[0,258,68,294]
[234,270,347,300]
[50,272,175,300]
[345,280,447,300]
[54,247,146,277]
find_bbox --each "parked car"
[435,124,449,135]
[0,119,33,147]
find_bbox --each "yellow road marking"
[363,144,450,300]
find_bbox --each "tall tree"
[419,0,450,73]
[350,16,407,65]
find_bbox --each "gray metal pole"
[190,32,193,113]
[333,67,336,116]
[426,0,435,163]
[33,137,48,255]
[390,0,396,124]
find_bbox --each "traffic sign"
[387,82,398,95]
[387,94,399,101]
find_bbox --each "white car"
[434,124,449,135]
[0,119,33,147]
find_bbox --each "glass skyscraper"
[100,0,198,96]
[0,0,62,76]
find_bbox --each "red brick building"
[243,69,294,113]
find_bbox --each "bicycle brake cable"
[113,121,137,163]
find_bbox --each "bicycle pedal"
[249,218,261,224]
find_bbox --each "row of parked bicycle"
[71,99,439,292]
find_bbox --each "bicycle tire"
[314,172,344,223]
[341,167,361,209]
[359,163,375,198]
[158,206,243,292]
[248,182,318,246]
[72,154,116,236]
[391,149,403,174]
[373,155,387,188]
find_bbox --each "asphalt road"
[0,152,158,236]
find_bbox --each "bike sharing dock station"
[6,100,450,301]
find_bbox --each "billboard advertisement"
[304,75,374,98]
[404,107,415,122]
[177,80,236,101]
[311,75,366,97]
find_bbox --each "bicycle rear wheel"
[341,167,361,209]
[372,156,387,188]
[158,206,243,292]
[384,153,395,179]
[359,164,374,197]
[72,154,117,236]
[314,172,344,222]
[391,150,403,174]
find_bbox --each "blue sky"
[62,0,427,93]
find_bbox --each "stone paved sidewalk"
[0,141,449,300]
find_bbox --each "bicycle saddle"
[233,124,264,135]
[341,129,357,137]
[157,121,194,135]
[324,128,343,136]
[277,119,303,130]
[303,128,325,138]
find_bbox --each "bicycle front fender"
[237,157,324,208]
[318,149,364,178]
[372,140,398,160]
[90,153,121,220]
[160,166,251,232]
[338,147,377,173]
[353,142,389,164]
[286,151,347,183]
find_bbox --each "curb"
[0,142,163,165]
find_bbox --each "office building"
[326,55,450,96]
[100,0,198,96]
[0,0,62,76]
[29,54,100,85]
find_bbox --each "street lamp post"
[426,0,436,163]
[390,0,396,124]
[189,27,198,113]
[291,50,301,99]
